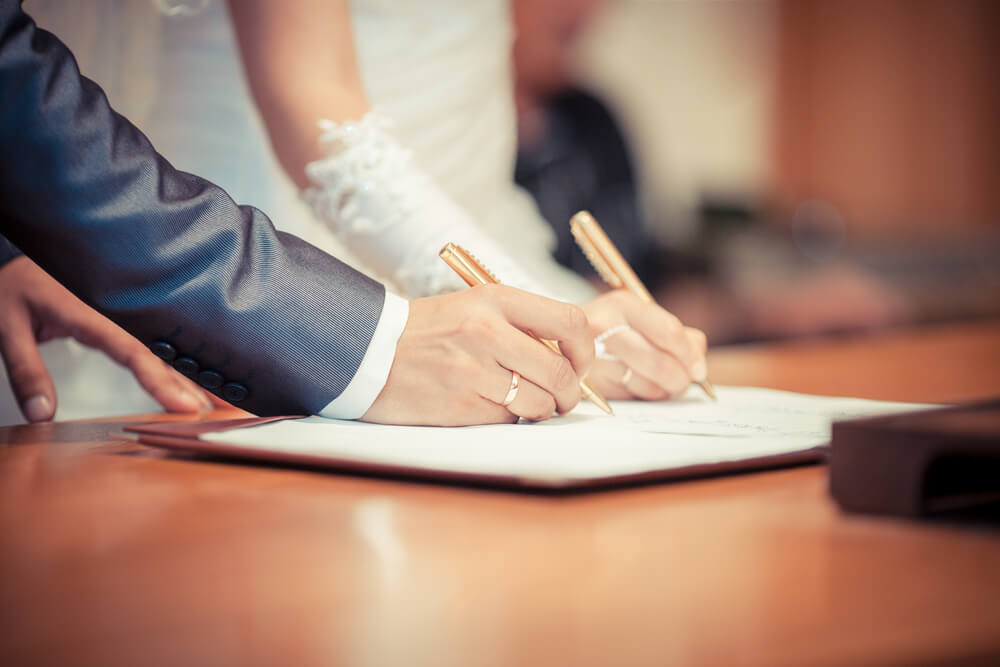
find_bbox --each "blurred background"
[514,0,1000,343]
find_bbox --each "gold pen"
[439,242,614,415]
[570,210,717,400]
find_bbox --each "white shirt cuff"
[317,291,409,420]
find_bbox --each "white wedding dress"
[0,0,592,424]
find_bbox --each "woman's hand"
[582,290,708,401]
[0,257,214,422]
[363,285,594,426]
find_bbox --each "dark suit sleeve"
[0,1,386,416]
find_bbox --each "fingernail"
[23,395,53,422]
[690,358,707,383]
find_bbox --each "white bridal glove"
[304,112,551,298]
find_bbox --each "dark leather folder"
[830,400,1000,517]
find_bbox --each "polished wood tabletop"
[2,321,999,667]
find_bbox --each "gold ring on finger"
[502,371,521,407]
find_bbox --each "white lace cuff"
[303,112,552,299]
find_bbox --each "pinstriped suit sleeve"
[0,1,389,417]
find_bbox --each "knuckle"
[658,319,684,349]
[523,408,546,423]
[664,378,690,399]
[543,394,558,419]
[119,344,146,371]
[548,355,576,392]
[555,381,582,413]
[609,288,631,305]
[636,382,668,401]
[478,283,505,302]
[480,401,516,425]
[564,304,588,332]
[651,355,679,383]
[456,317,480,339]
[460,355,483,375]
[662,311,683,333]
[647,304,678,331]
[525,394,556,422]
[566,386,583,411]
[687,327,708,353]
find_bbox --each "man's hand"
[0,256,213,422]
[583,289,708,401]
[363,284,594,426]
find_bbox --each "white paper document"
[202,387,929,485]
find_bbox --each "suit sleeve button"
[150,341,177,362]
[172,357,199,378]
[222,382,248,403]
[197,370,224,390]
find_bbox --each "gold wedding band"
[502,371,521,407]
[622,367,633,385]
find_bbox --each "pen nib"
[698,379,717,401]
[584,384,614,415]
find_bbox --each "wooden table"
[2,322,999,666]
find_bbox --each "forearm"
[228,0,368,188]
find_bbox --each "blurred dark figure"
[515,1,638,279]
[515,85,708,290]
[517,89,642,281]
[513,0,698,290]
